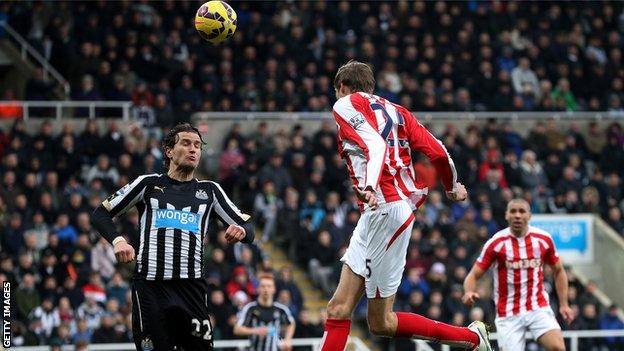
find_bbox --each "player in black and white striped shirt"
[91,123,254,351]
[234,274,296,351]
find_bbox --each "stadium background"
[0,1,624,350]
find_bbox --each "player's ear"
[339,82,349,96]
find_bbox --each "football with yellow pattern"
[195,1,237,44]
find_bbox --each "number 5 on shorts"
[365,259,372,278]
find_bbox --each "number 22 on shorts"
[191,318,213,340]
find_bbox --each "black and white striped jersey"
[102,173,253,280]
[236,301,295,351]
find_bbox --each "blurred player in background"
[234,274,296,351]
[463,199,574,351]
[91,123,255,351]
[320,61,491,351]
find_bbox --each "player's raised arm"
[210,181,255,243]
[401,109,465,200]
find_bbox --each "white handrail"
[192,111,624,122]
[0,100,133,120]
[414,329,624,351]
[0,21,70,97]
[5,336,371,351]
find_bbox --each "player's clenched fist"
[114,238,136,263]
[225,224,246,243]
[461,291,480,307]
[446,182,468,202]
[353,186,378,210]
[559,304,575,325]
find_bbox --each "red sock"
[320,319,351,351]
[394,312,479,350]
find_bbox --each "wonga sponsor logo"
[155,209,200,233]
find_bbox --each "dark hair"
[161,123,206,169]
[333,60,375,94]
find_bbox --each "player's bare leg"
[320,264,365,351]
[367,294,398,336]
[367,293,490,351]
[537,329,566,351]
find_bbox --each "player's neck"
[258,297,273,307]
[510,227,528,238]
[167,167,195,182]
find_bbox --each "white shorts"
[495,307,561,351]
[341,200,416,298]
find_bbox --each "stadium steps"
[0,39,34,99]
[261,241,373,349]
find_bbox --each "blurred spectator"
[76,296,105,331]
[276,268,304,314]
[106,273,128,307]
[91,237,116,281]
[15,273,41,322]
[512,57,540,98]
[72,75,102,117]
[29,296,60,343]
[25,68,55,101]
[308,230,337,295]
[578,303,601,349]
[225,266,255,301]
[552,78,578,111]
[600,305,624,348]
[398,268,430,301]
[72,319,92,344]
[83,155,120,190]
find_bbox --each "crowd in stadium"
[2,1,624,118]
[1,117,623,348]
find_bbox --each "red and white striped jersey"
[476,226,560,318]
[332,92,458,209]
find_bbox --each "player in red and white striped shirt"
[463,199,575,351]
[320,60,491,351]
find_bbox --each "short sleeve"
[102,174,156,217]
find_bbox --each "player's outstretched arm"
[402,109,466,197]
[552,261,574,324]
[462,265,485,307]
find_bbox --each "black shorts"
[131,278,214,351]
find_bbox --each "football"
[195,1,237,44]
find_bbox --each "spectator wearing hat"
[226,266,256,301]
